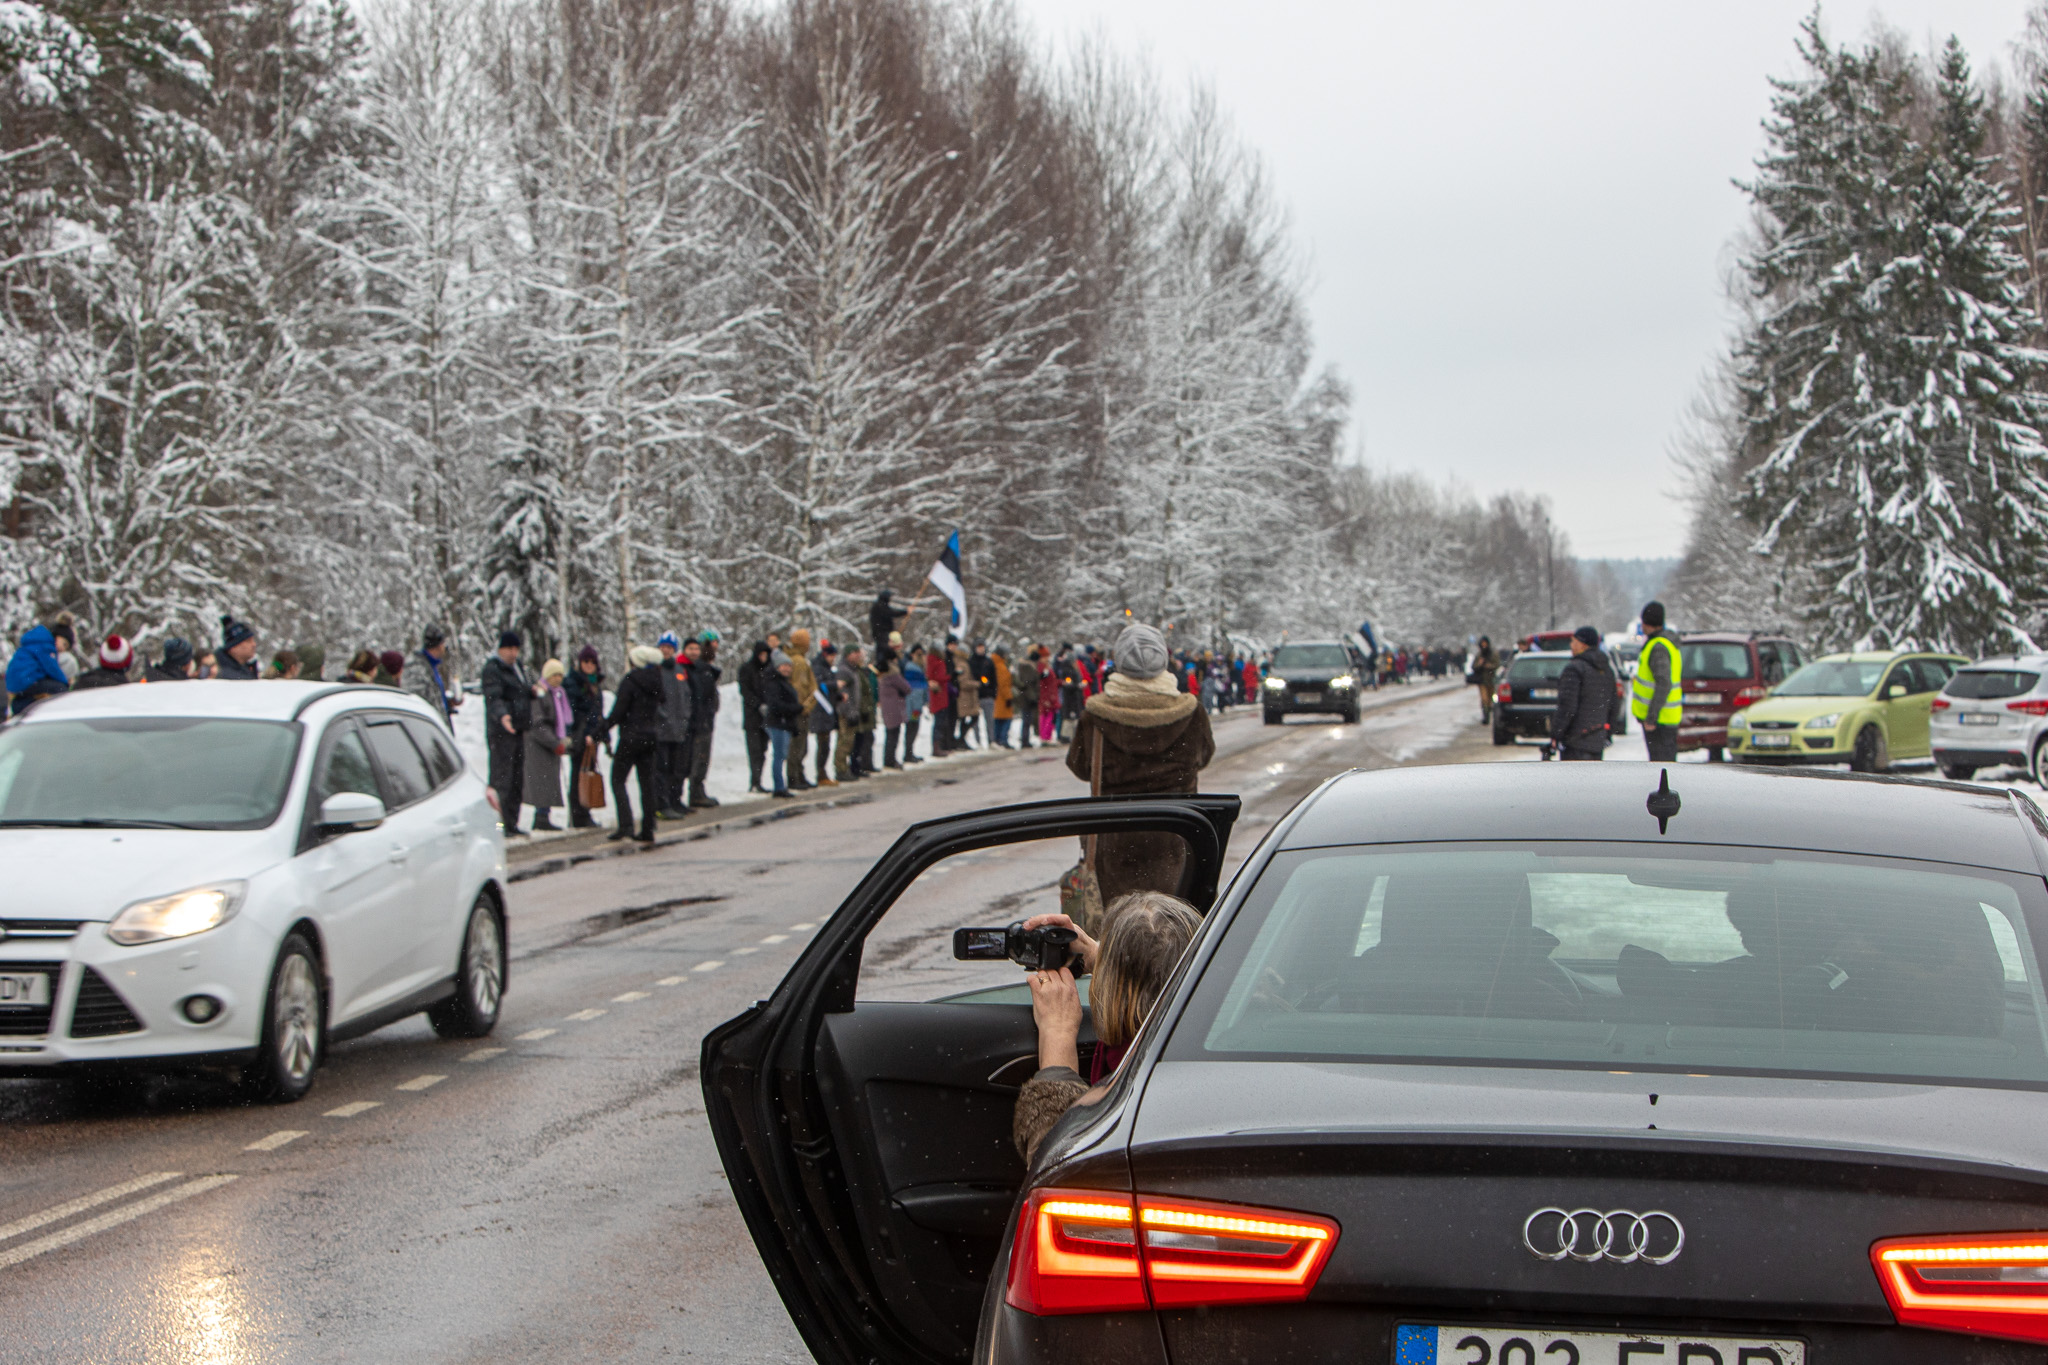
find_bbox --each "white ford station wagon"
[0,681,507,1101]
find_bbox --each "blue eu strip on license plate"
[1395,1324,1806,1363]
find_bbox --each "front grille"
[1749,720,1797,730]
[0,961,62,1037]
[1,920,83,940]
[69,968,142,1038]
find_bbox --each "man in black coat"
[737,640,772,793]
[480,630,534,833]
[603,645,668,843]
[869,590,909,654]
[1550,626,1617,761]
[563,646,606,827]
[685,635,722,808]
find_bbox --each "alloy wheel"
[273,952,320,1085]
[466,907,504,1019]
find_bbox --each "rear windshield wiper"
[0,818,200,830]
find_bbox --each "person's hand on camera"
[1029,965,1082,1073]
[1020,912,1098,973]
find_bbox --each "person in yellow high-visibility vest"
[1631,600,1683,762]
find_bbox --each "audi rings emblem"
[1521,1207,1685,1265]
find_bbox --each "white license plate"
[1531,689,1557,700]
[1295,692,1321,704]
[1397,1323,1805,1364]
[1750,733,1793,748]
[1684,692,1721,704]
[1959,713,2000,726]
[0,973,50,1008]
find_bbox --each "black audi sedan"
[704,765,2048,1365]
[1260,640,1370,723]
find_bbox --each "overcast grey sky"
[1012,0,2039,558]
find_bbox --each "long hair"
[1092,891,1201,1048]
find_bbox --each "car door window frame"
[299,713,385,852]
[360,711,436,811]
[400,715,463,791]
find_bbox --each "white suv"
[0,681,506,1101]
[1931,654,2048,784]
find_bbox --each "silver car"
[1930,653,2048,782]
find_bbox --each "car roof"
[10,681,433,726]
[1280,763,2044,874]
[1811,649,1959,663]
[1956,656,2048,671]
[1679,632,1767,644]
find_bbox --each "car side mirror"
[1886,684,1907,700]
[319,790,385,832]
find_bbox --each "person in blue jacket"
[6,621,75,715]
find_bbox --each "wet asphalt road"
[0,681,1496,1364]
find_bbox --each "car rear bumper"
[1679,721,1731,749]
[1496,705,1553,738]
[1929,744,2028,768]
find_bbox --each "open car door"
[702,794,1240,1365]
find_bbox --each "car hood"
[1742,693,1871,723]
[1135,1061,2048,1171]
[0,828,284,922]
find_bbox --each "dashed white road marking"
[656,976,686,986]
[243,1131,306,1153]
[612,990,650,1002]
[0,1175,237,1271]
[395,1074,446,1092]
[0,1173,182,1244]
[789,923,815,932]
[324,1101,381,1118]
[463,1048,506,1063]
[759,934,789,944]
[564,1008,607,1022]
[693,961,724,973]
[515,1027,558,1041]
[732,947,758,956]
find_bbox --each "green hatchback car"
[1728,650,1965,771]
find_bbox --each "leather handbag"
[576,737,607,810]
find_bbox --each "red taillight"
[1872,1232,2048,1344]
[1006,1189,1339,1317]
[2009,699,2048,716]
[1497,683,1512,703]
[1733,686,1768,709]
[1932,698,1951,711]
[1139,1197,1339,1307]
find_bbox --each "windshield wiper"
[0,818,199,831]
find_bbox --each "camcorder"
[952,921,1080,973]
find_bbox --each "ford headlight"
[1728,712,1748,728]
[107,882,247,946]
[1804,713,1841,730]
[1330,675,1355,689]
[1262,676,1285,691]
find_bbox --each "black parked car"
[1493,645,1629,745]
[1260,640,1369,724]
[705,767,2048,1365]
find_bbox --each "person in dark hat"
[480,630,533,835]
[146,637,194,683]
[563,644,606,828]
[1630,601,1682,763]
[1549,626,1618,761]
[373,649,405,686]
[404,624,460,723]
[215,615,260,680]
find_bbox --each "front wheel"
[243,934,323,1103]
[1343,705,1361,725]
[1263,710,1281,726]
[429,895,505,1039]
[1850,726,1890,774]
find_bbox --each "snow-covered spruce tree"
[1738,25,2048,653]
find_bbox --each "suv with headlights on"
[1261,641,1368,724]
[0,682,506,1101]
[1930,654,2048,783]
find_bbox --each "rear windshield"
[1682,642,1751,681]
[1774,659,1884,697]
[1272,645,1349,671]
[1172,843,2048,1089]
[1947,670,2039,701]
[1505,655,1569,682]
[0,717,301,830]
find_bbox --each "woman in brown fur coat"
[1064,623,1215,901]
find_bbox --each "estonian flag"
[928,530,967,639]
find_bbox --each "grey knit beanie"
[1112,623,1170,680]
[770,650,792,669]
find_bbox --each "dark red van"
[1677,631,1806,760]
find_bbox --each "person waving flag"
[928,530,967,639]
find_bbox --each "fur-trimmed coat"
[1014,1066,1091,1165]
[1064,672,1215,902]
